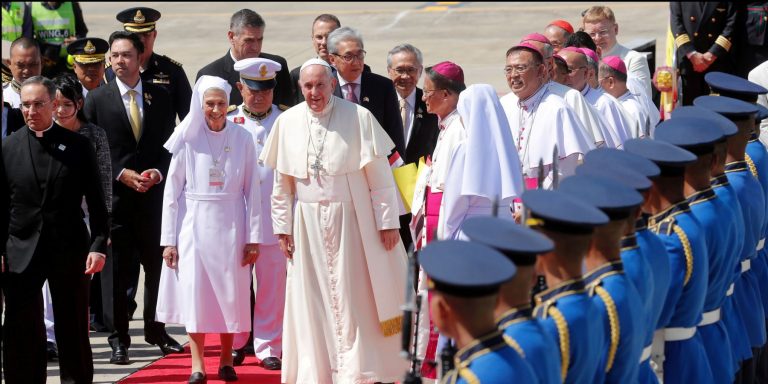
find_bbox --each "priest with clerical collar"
[500,43,594,190]
[259,58,407,384]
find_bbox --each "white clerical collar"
[337,73,361,87]
[28,122,55,137]
[115,76,142,97]
[229,49,240,63]
[438,109,459,128]
[518,83,549,111]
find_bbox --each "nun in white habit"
[441,84,525,240]
[156,75,263,381]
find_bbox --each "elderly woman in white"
[157,75,262,383]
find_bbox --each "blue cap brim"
[242,78,276,91]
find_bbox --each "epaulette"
[278,104,290,111]
[227,105,239,114]
[163,55,183,67]
[655,217,675,236]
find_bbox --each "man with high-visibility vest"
[29,1,88,77]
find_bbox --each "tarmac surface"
[41,2,670,383]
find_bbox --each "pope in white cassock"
[157,75,262,381]
[259,58,408,384]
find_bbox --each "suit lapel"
[407,89,425,154]
[333,73,343,98]
[359,73,370,106]
[43,135,64,204]
[141,82,152,144]
[23,130,44,200]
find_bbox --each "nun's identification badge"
[209,168,225,188]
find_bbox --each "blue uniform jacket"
[584,261,644,384]
[498,305,562,384]
[620,233,654,331]
[440,329,538,384]
[534,279,606,384]
[725,161,767,347]
[649,201,713,384]
[635,215,671,384]
[712,174,753,366]
[746,138,768,317]
[686,187,736,383]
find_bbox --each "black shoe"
[110,345,130,365]
[261,356,282,371]
[218,365,238,381]
[232,348,246,366]
[152,334,185,355]
[46,341,58,361]
[188,372,207,384]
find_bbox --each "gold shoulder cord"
[458,368,480,384]
[548,306,570,382]
[503,334,526,358]
[595,286,621,372]
[672,225,694,286]
[746,154,759,179]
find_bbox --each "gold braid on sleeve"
[673,225,694,286]
[595,285,621,372]
[746,154,759,179]
[548,306,570,382]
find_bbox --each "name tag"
[209,167,225,188]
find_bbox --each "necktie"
[128,90,141,140]
[399,98,408,134]
[345,83,359,104]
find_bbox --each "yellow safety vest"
[31,2,76,57]
[1,3,26,42]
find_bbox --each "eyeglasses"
[567,66,587,74]
[587,29,611,39]
[598,76,614,83]
[423,88,443,97]
[332,50,366,63]
[390,66,420,76]
[20,100,51,111]
[504,64,533,75]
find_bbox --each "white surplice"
[582,85,636,148]
[260,96,408,384]
[502,83,595,189]
[749,61,768,146]
[618,91,651,138]
[157,120,262,333]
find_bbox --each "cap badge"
[84,40,96,54]
[134,10,145,23]
[259,64,268,78]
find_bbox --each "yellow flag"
[393,161,419,212]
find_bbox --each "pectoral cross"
[311,157,325,178]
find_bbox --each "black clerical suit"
[83,80,175,351]
[334,71,406,157]
[1,124,108,384]
[197,50,293,107]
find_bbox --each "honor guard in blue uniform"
[624,138,714,384]
[576,154,664,382]
[558,175,645,384]
[419,240,538,384]
[108,7,193,121]
[654,117,737,383]
[461,217,561,384]
[695,94,768,383]
[670,106,752,376]
[522,189,609,384]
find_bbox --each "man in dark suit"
[289,14,371,105]
[2,76,108,384]
[386,43,440,250]
[2,102,24,138]
[105,7,193,121]
[197,9,293,108]
[670,2,739,105]
[83,31,180,365]
[327,26,406,157]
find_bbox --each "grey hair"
[230,9,265,34]
[386,44,423,68]
[22,75,56,100]
[585,54,598,72]
[327,26,363,54]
